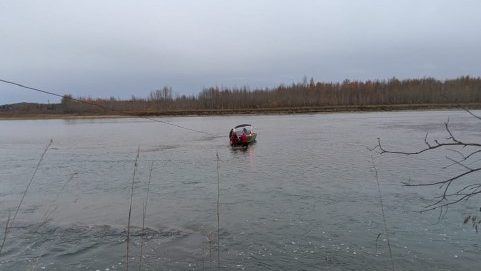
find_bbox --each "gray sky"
[1,0,480,104]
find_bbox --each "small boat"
[229,124,257,146]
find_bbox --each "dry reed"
[216,152,220,270]
[126,147,140,271]
[371,156,395,271]
[0,139,52,255]
[1,213,11,254]
[35,172,78,232]
[139,160,153,271]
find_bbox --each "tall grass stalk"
[30,256,39,271]
[139,161,153,271]
[126,147,140,271]
[0,139,52,255]
[204,231,214,268]
[202,244,206,271]
[216,152,220,270]
[1,213,11,254]
[36,172,78,232]
[371,156,395,271]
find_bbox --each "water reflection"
[229,141,257,155]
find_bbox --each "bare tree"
[149,86,172,101]
[372,109,481,220]
[4,76,481,115]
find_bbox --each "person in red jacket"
[240,129,248,146]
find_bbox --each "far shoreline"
[1,103,480,120]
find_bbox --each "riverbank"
[1,103,480,120]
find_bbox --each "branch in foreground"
[374,116,481,211]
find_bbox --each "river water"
[0,110,480,270]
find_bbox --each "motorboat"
[229,124,257,146]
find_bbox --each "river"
[1,110,480,270]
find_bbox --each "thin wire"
[0,78,216,136]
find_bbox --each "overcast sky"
[1,0,480,104]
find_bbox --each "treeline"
[195,76,481,109]
[2,76,481,115]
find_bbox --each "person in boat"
[240,129,248,146]
[229,128,239,145]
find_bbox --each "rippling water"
[1,111,480,270]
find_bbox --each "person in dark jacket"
[229,129,238,145]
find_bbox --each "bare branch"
[421,190,481,212]
[375,137,481,156]
[375,110,481,212]
[444,156,473,171]
[458,104,481,121]
[424,132,432,148]
[404,167,481,187]
[444,119,461,144]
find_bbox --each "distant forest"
[2,76,481,115]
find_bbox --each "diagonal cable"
[0,78,216,136]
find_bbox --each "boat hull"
[230,132,257,146]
